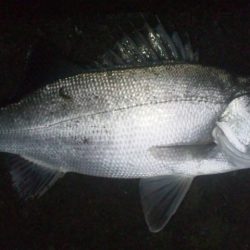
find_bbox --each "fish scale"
[0,64,235,132]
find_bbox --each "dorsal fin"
[96,17,199,68]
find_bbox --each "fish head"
[213,95,250,169]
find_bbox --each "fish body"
[0,19,249,232]
[0,64,237,177]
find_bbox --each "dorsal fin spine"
[96,16,199,68]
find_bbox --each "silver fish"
[0,19,249,232]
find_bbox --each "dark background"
[0,1,250,249]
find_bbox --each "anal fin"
[8,155,64,200]
[140,175,193,233]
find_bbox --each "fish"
[0,18,249,233]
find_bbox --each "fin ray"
[140,175,193,233]
[96,17,198,68]
[8,154,64,200]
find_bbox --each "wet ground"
[0,2,250,249]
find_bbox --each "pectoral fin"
[149,145,213,161]
[139,175,193,233]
